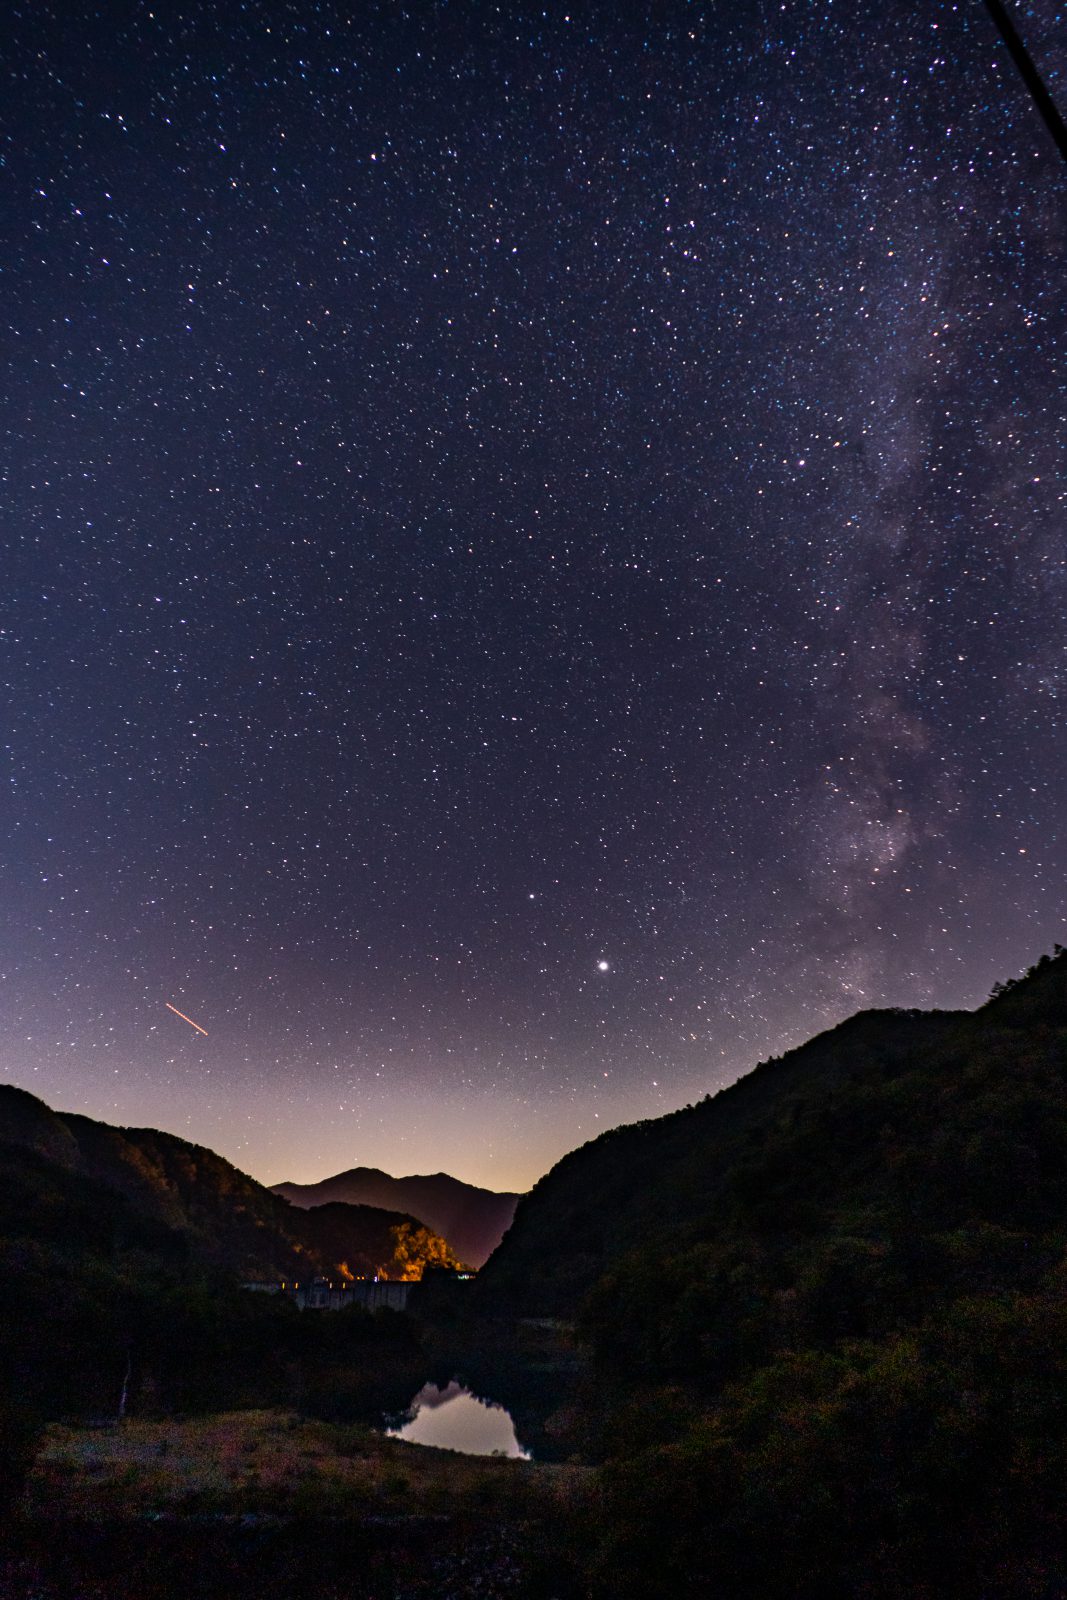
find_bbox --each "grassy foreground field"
[24,1408,591,1521]
[2,1411,593,1599]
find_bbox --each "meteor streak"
[165,1002,208,1037]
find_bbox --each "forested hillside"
[0,1086,457,1282]
[480,949,1067,1596]
[478,1005,964,1313]
[0,1090,448,1493]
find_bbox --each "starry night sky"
[3,1,1065,1191]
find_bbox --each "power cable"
[981,0,1067,169]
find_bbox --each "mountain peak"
[271,1166,523,1268]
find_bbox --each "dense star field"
[2,1,1064,1190]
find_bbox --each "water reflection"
[387,1380,531,1458]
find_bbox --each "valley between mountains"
[2,949,1066,1598]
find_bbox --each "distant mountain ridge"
[0,1086,459,1282]
[272,1167,522,1268]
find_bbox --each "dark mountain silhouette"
[0,1086,457,1282]
[476,1003,967,1315]
[0,1092,436,1456]
[272,1167,522,1268]
[481,951,1067,1326]
[476,948,1067,1596]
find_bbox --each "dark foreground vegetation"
[2,950,1066,1597]
[3,1410,588,1600]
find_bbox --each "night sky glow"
[3,2,1065,1191]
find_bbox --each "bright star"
[597,960,610,972]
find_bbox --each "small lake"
[387,1380,531,1458]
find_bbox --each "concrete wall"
[242,1278,410,1312]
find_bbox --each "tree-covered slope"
[477,1004,964,1314]
[583,949,1067,1380]
[479,949,1067,1597]
[0,1086,456,1282]
[294,1200,460,1281]
[0,1095,443,1492]
[481,950,1067,1338]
